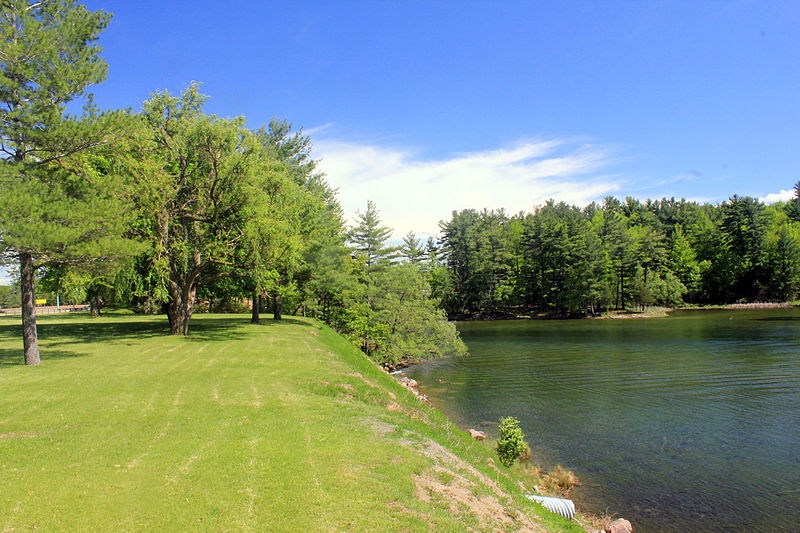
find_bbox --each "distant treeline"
[401,191,800,318]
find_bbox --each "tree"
[763,221,800,301]
[365,263,466,366]
[132,84,259,335]
[667,225,702,300]
[342,202,465,365]
[0,1,127,365]
[400,231,425,264]
[252,120,344,321]
[348,201,395,273]
[240,157,307,323]
[603,212,637,310]
[439,209,482,316]
[785,181,800,222]
[720,195,768,300]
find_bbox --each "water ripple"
[406,309,800,532]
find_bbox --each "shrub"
[496,416,528,468]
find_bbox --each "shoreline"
[393,368,613,532]
[449,301,797,323]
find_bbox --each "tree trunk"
[168,281,196,335]
[89,296,102,317]
[20,252,40,365]
[273,293,282,321]
[251,292,260,324]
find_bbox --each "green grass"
[0,312,584,532]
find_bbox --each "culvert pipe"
[525,494,575,520]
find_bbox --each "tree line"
[414,193,800,319]
[0,1,464,366]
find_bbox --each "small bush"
[496,416,528,468]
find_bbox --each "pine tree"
[348,201,395,273]
[400,231,425,264]
[0,1,135,365]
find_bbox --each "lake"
[403,309,800,532]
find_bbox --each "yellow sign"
[35,299,47,305]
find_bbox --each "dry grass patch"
[413,465,544,532]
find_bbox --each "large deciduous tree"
[0,1,136,365]
[133,84,259,335]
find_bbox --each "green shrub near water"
[497,416,528,467]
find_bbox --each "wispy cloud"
[313,138,621,236]
[656,170,702,187]
[303,122,334,136]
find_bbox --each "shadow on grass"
[0,313,311,366]
[0,347,92,367]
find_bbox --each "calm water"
[404,309,800,532]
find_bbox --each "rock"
[604,518,632,533]
[399,376,418,388]
[468,429,487,440]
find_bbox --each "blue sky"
[78,0,800,237]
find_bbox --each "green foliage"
[400,231,426,264]
[0,283,19,308]
[339,203,466,366]
[496,416,528,468]
[0,0,138,363]
[364,264,467,366]
[436,190,800,317]
[348,200,396,273]
[668,225,702,299]
[763,221,800,301]
[131,83,281,334]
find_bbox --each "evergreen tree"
[763,222,800,301]
[348,201,395,273]
[0,1,137,364]
[720,195,768,300]
[785,181,800,222]
[400,231,425,264]
[343,203,465,364]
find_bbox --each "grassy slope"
[0,313,583,532]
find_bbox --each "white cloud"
[760,189,794,204]
[313,137,621,237]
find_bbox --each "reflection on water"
[404,309,800,532]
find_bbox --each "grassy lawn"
[0,312,584,532]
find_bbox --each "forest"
[426,192,800,318]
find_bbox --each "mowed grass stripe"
[0,312,584,532]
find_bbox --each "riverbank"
[0,312,586,531]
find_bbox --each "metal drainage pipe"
[526,494,576,520]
